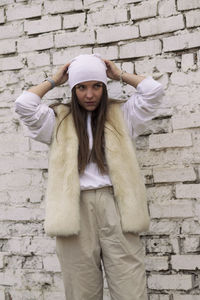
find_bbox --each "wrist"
[45,78,56,90]
[119,70,126,84]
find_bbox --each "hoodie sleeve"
[15,91,55,145]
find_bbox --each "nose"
[86,88,93,99]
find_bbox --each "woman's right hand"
[52,62,70,86]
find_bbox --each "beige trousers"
[56,186,148,300]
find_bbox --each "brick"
[23,256,43,269]
[63,12,85,29]
[182,220,200,234]
[53,47,92,65]
[0,156,14,173]
[172,254,200,270]
[149,200,194,218]
[186,10,200,28]
[0,134,29,153]
[17,34,54,52]
[147,185,172,202]
[6,4,41,21]
[27,53,50,68]
[13,153,48,170]
[0,270,18,286]
[0,207,44,221]
[149,220,179,235]
[145,256,168,271]
[0,56,23,71]
[28,237,55,255]
[8,188,44,205]
[158,0,177,17]
[44,0,83,14]
[96,25,139,44]
[0,172,32,191]
[140,15,184,37]
[176,184,200,198]
[55,29,95,47]
[0,0,13,5]
[119,0,142,2]
[170,70,200,86]
[88,7,127,25]
[150,295,169,300]
[173,295,200,300]
[0,22,23,39]
[153,167,196,183]
[181,53,195,72]
[177,0,200,10]
[43,255,61,272]
[130,0,157,20]
[0,8,4,23]
[24,15,61,35]
[141,168,153,184]
[0,253,5,268]
[9,290,43,299]
[107,80,123,99]
[92,46,118,60]
[121,62,134,74]
[183,236,200,253]
[0,39,15,55]
[135,57,177,74]
[120,40,161,58]
[29,139,49,152]
[163,32,200,52]
[43,292,65,300]
[172,113,200,130]
[21,271,52,288]
[148,274,194,290]
[149,132,192,149]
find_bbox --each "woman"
[15,54,164,300]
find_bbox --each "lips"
[85,102,96,106]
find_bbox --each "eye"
[93,83,103,90]
[76,84,86,91]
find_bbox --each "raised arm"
[28,63,70,98]
[103,59,164,138]
[103,59,146,88]
[15,63,70,144]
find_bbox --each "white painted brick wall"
[140,15,184,37]
[177,0,200,10]
[0,39,15,55]
[96,25,139,44]
[158,0,177,17]
[0,8,5,23]
[149,132,193,149]
[120,39,162,58]
[24,15,62,35]
[55,29,95,47]
[17,34,54,52]
[1,0,200,299]
[63,12,85,29]
[88,7,127,25]
[6,4,42,21]
[0,22,23,39]
[148,274,194,290]
[163,32,200,52]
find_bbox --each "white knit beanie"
[67,53,107,90]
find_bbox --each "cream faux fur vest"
[44,101,150,237]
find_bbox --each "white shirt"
[15,77,164,190]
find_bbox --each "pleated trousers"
[56,186,148,300]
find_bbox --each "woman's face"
[75,81,103,111]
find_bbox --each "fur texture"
[44,102,150,237]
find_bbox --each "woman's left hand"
[103,59,121,81]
